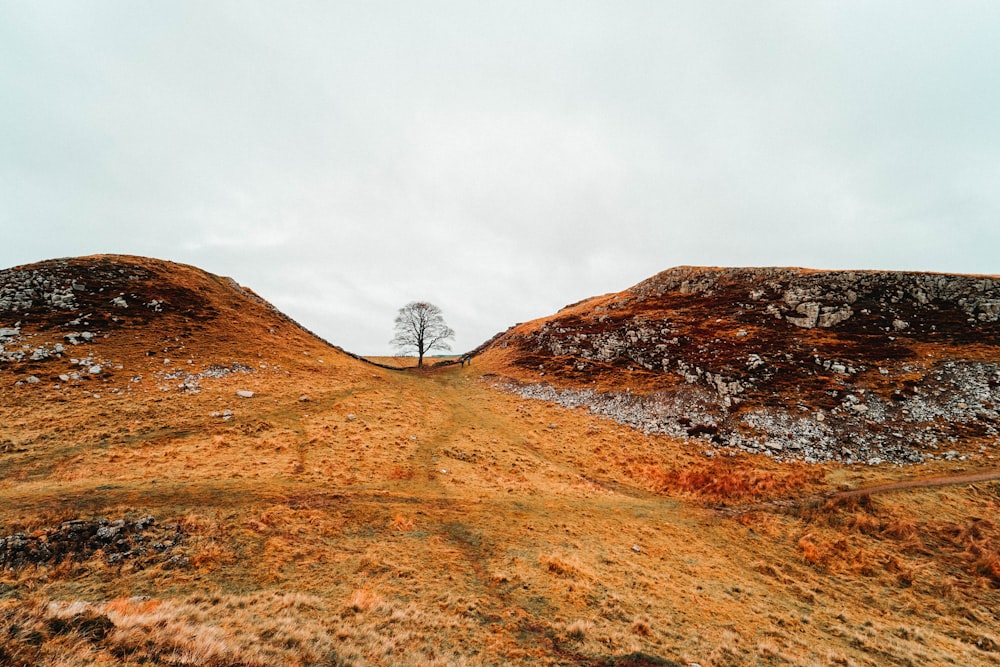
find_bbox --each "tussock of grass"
[539,552,590,579]
[792,494,1000,587]
[564,618,594,641]
[347,587,380,613]
[389,514,415,532]
[0,590,494,667]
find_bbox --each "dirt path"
[720,468,1000,516]
[421,367,668,502]
[417,365,1000,517]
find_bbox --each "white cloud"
[2,1,998,354]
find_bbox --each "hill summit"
[479,266,1000,466]
[0,254,364,397]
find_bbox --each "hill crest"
[0,254,365,395]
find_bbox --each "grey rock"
[96,525,119,540]
[785,302,820,328]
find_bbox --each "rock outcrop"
[482,267,1000,465]
[0,515,186,569]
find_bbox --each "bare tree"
[390,301,455,367]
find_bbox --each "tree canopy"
[390,301,455,367]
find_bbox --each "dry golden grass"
[3,256,1000,665]
[635,457,827,503]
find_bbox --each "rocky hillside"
[4,257,1000,666]
[0,254,363,397]
[478,267,1000,466]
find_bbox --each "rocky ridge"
[483,267,1000,465]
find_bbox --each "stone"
[817,306,853,328]
[88,365,102,375]
[96,525,119,540]
[59,374,70,382]
[785,302,820,328]
[26,376,40,384]
[236,390,254,398]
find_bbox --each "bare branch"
[389,301,456,366]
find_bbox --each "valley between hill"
[2,256,999,666]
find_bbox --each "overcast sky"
[2,2,999,354]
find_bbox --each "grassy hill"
[1,256,999,665]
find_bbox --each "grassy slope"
[1,259,999,665]
[3,362,1000,665]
